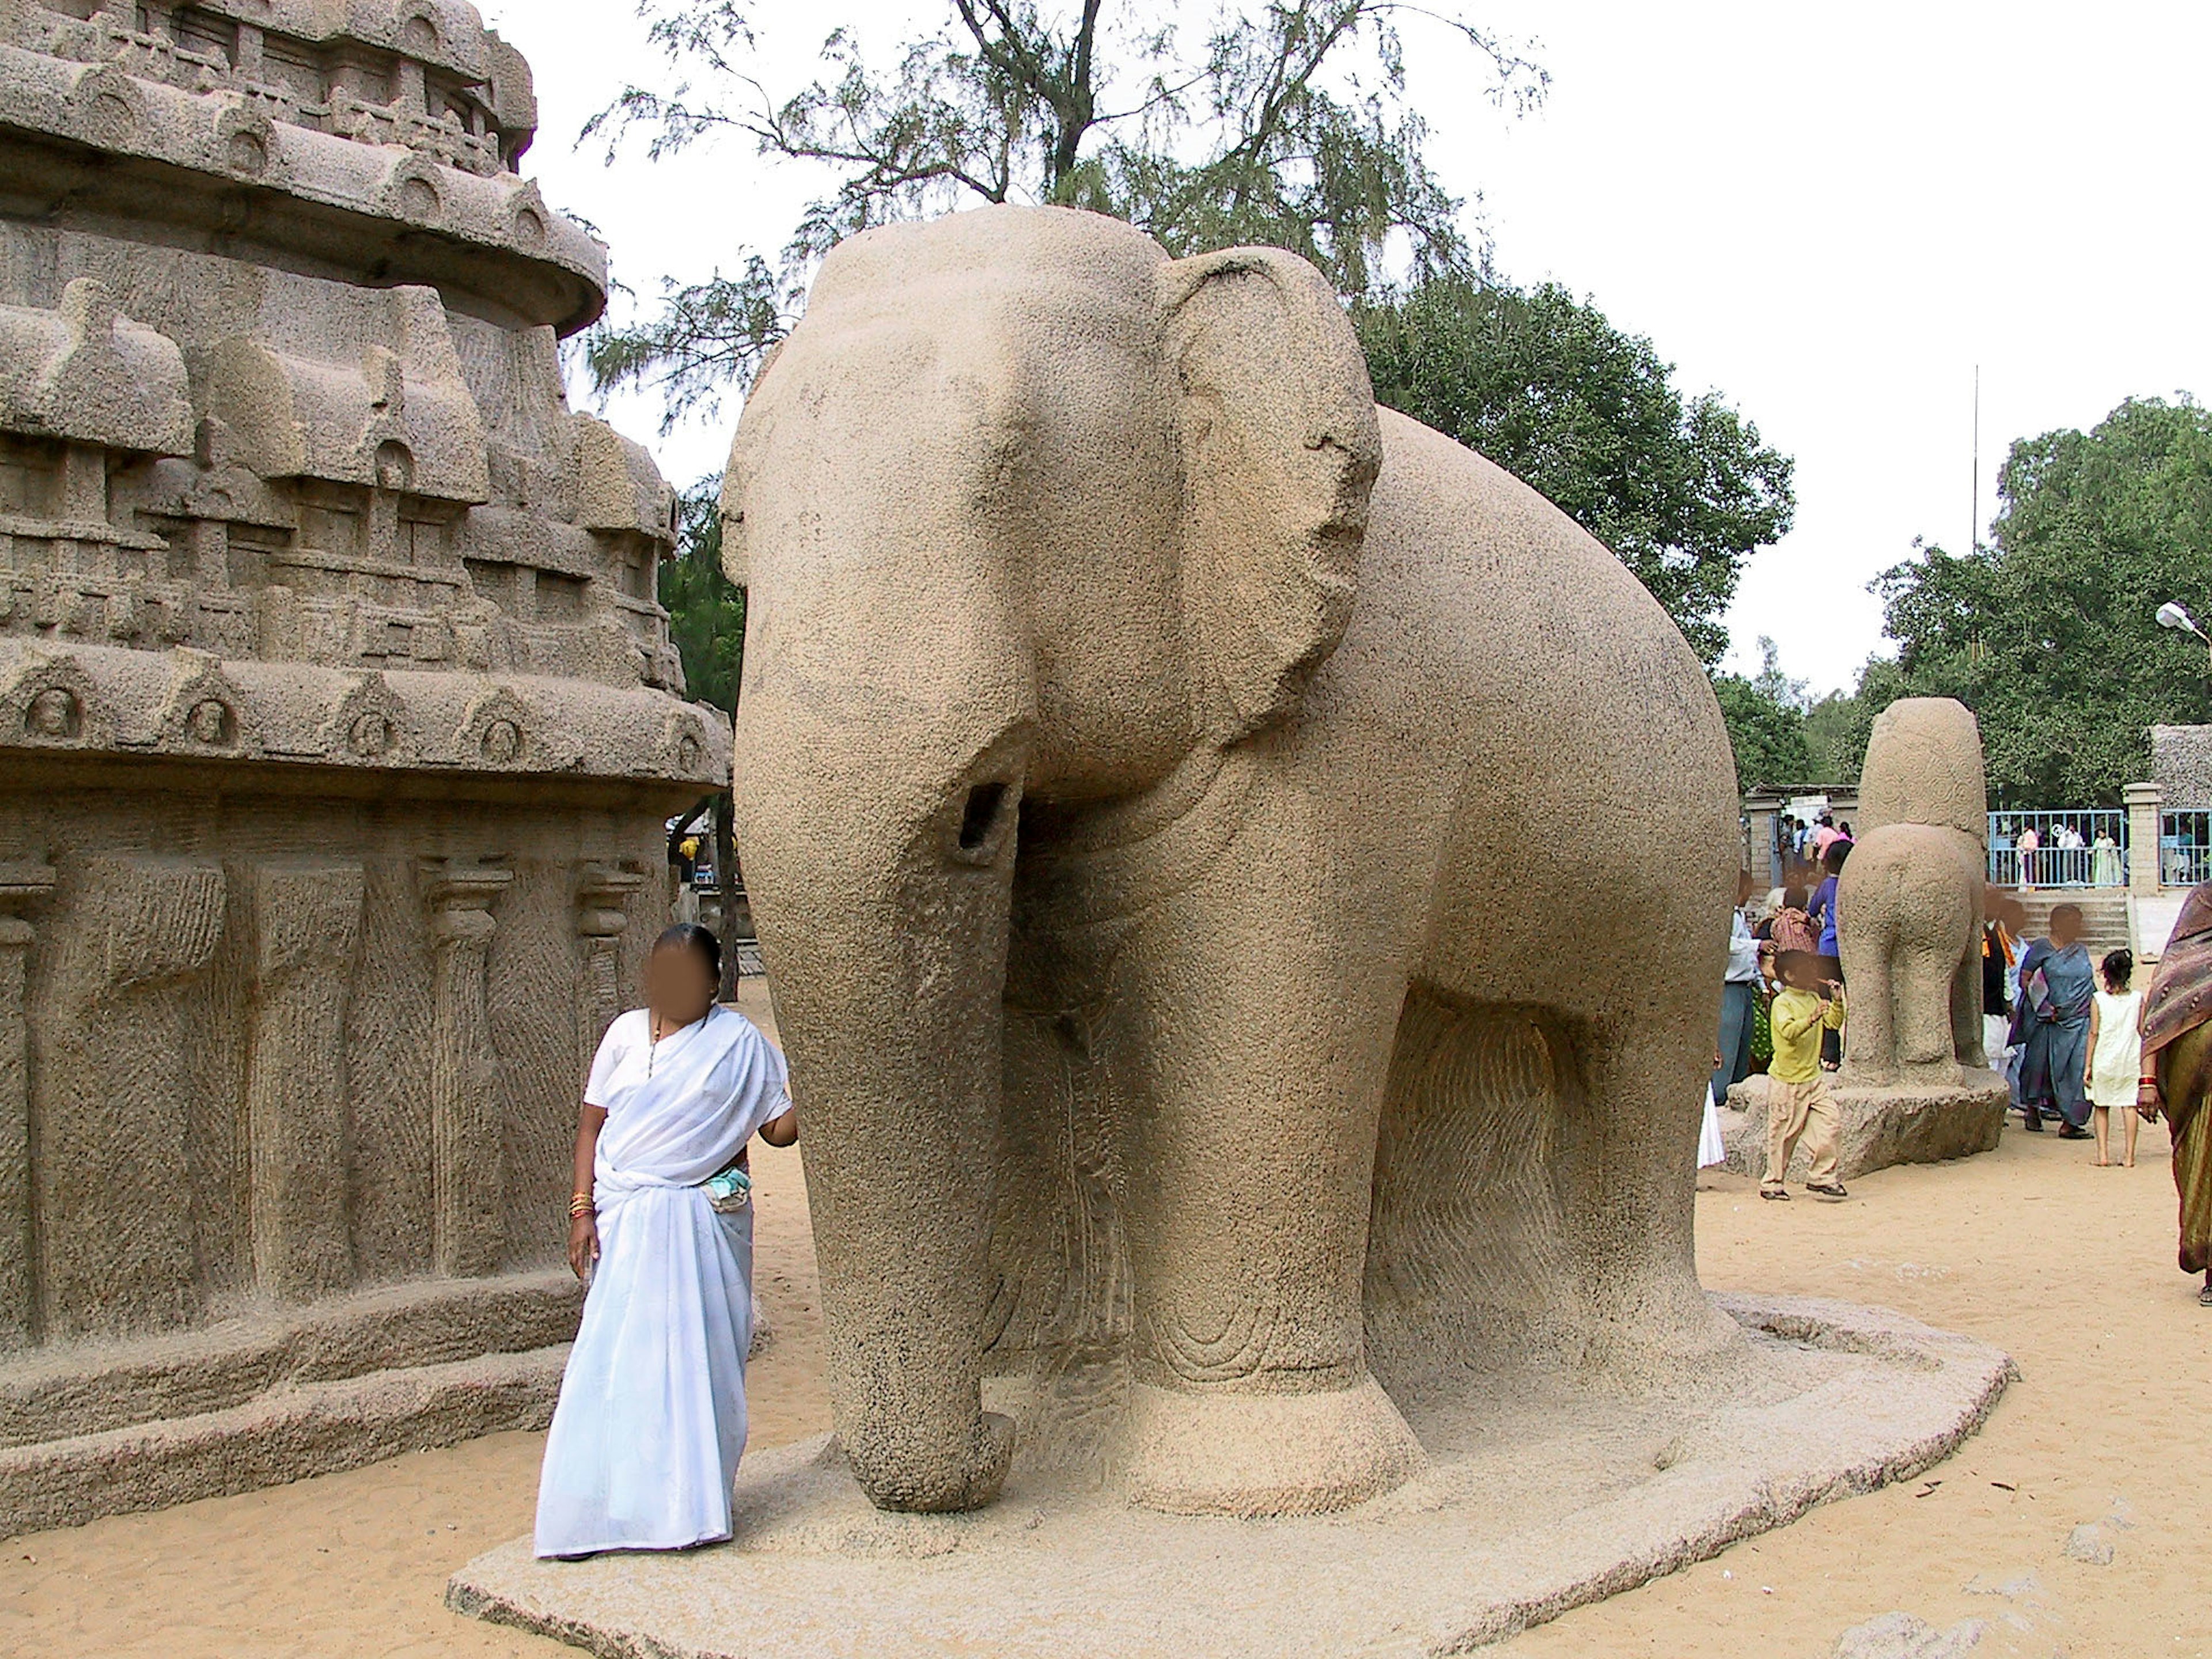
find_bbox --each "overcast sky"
[482,1,2212,696]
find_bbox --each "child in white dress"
[2086,948,2143,1168]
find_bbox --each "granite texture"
[726,205,1747,1521]
[1838,698,1991,1090]
[449,1294,2013,1657]
[0,0,716,1529]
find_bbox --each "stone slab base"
[0,1271,586,1536]
[448,1294,2012,1658]
[1722,1070,2008,1183]
[1,1344,569,1537]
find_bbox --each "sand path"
[3,994,2205,1657]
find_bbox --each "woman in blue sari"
[2011,902,2096,1138]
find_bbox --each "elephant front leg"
[1108,903,1426,1517]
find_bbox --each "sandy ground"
[3,988,2207,1658]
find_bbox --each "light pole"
[2158,601,2212,692]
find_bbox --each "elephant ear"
[1161,248,1382,742]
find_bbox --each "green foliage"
[1855,395,2212,805]
[660,486,746,713]
[1710,636,1815,790]
[583,1,1546,421]
[1800,689,1862,784]
[1357,277,1796,664]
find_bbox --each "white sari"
[534,1005,790,1558]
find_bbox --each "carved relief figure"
[726,207,1741,1518]
[0,2,732,1531]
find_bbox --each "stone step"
[0,1344,569,1537]
[2011,893,2131,953]
[0,1270,581,1453]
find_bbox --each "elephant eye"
[959,781,1009,854]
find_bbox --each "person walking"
[535,924,800,1558]
[2015,824,2040,891]
[1760,950,1849,1202]
[2136,884,2212,1306]
[2012,902,2097,1138]
[2086,949,2143,1168]
[1714,870,1762,1109]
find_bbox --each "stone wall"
[0,0,728,1529]
[2151,725,2212,810]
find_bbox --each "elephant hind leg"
[1842,936,1900,1087]
[1365,990,1585,1402]
[1363,989,1743,1411]
[1894,938,1968,1084]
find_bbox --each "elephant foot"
[1111,1376,1427,1517]
[849,1410,1016,1514]
[1584,1279,1755,1393]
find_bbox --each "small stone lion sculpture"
[1836,698,1991,1088]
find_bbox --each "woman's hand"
[567,1213,599,1279]
[2137,1076,2163,1122]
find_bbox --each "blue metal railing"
[2161,811,2212,889]
[1987,809,2128,888]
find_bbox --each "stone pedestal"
[450,1296,2012,1659]
[1721,1070,2008,1183]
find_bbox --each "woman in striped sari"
[2138,884,2212,1306]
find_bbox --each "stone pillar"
[1742,792,1783,885]
[575,862,647,1074]
[421,859,512,1279]
[2126,782,2164,894]
[0,862,55,1346]
[247,861,365,1302]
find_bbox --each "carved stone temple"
[0,0,726,1531]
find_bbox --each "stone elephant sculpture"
[1837,697,1991,1088]
[724,205,1743,1519]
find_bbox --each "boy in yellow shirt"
[1763,950,1850,1201]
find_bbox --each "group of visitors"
[1711,838,1854,1099]
[1983,898,2142,1161]
[1718,856,2212,1308]
[2008,820,2124,888]
[1776,810,1853,875]
[1710,838,1857,1199]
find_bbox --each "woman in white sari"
[535,923,798,1559]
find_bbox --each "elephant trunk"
[736,684,1029,1512]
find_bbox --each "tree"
[1710,636,1814,789]
[1357,276,1795,664]
[1851,395,2212,804]
[585,0,1546,421]
[661,484,747,712]
[1800,688,1861,784]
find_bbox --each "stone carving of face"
[350,713,395,757]
[26,688,77,739]
[187,699,232,745]
[480,719,522,764]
